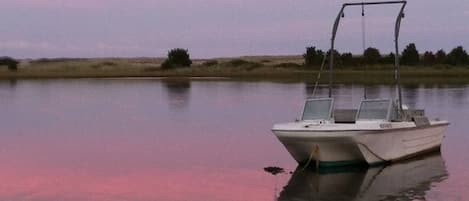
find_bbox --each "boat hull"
[273,123,448,167]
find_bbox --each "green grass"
[1,56,468,84]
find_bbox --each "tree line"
[2,43,468,72]
[304,43,469,67]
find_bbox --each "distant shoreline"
[1,56,469,84]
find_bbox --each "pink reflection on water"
[0,128,289,201]
[0,166,280,201]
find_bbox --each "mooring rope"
[302,145,320,171]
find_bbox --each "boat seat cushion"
[412,116,430,127]
[334,109,356,123]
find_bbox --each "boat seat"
[412,116,430,127]
[403,109,425,117]
[334,109,357,123]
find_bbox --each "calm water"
[0,79,468,201]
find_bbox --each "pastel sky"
[1,0,468,58]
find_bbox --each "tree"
[363,47,382,64]
[435,49,447,64]
[401,43,420,65]
[340,52,355,66]
[446,46,469,65]
[161,48,192,69]
[303,46,324,67]
[382,52,395,64]
[0,57,19,71]
[422,51,436,66]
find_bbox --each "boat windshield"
[302,98,333,120]
[357,99,391,121]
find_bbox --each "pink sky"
[1,0,468,58]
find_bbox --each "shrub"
[161,48,192,69]
[340,52,355,66]
[303,46,325,67]
[422,51,436,66]
[0,57,19,71]
[401,43,420,65]
[382,52,395,64]
[446,46,469,65]
[435,49,447,64]
[363,47,382,65]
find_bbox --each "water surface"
[0,79,467,201]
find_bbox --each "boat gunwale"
[272,122,450,133]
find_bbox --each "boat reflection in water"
[278,153,448,201]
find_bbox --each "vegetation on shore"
[302,43,469,68]
[0,44,469,84]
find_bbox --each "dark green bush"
[161,48,192,69]
[363,47,382,65]
[422,51,436,66]
[0,57,19,71]
[435,49,447,64]
[446,46,469,66]
[401,43,420,65]
[340,52,355,66]
[382,52,395,64]
[303,46,325,67]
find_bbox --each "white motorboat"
[272,98,449,167]
[271,1,450,167]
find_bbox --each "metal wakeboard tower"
[328,1,407,118]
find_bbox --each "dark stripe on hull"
[301,145,442,168]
